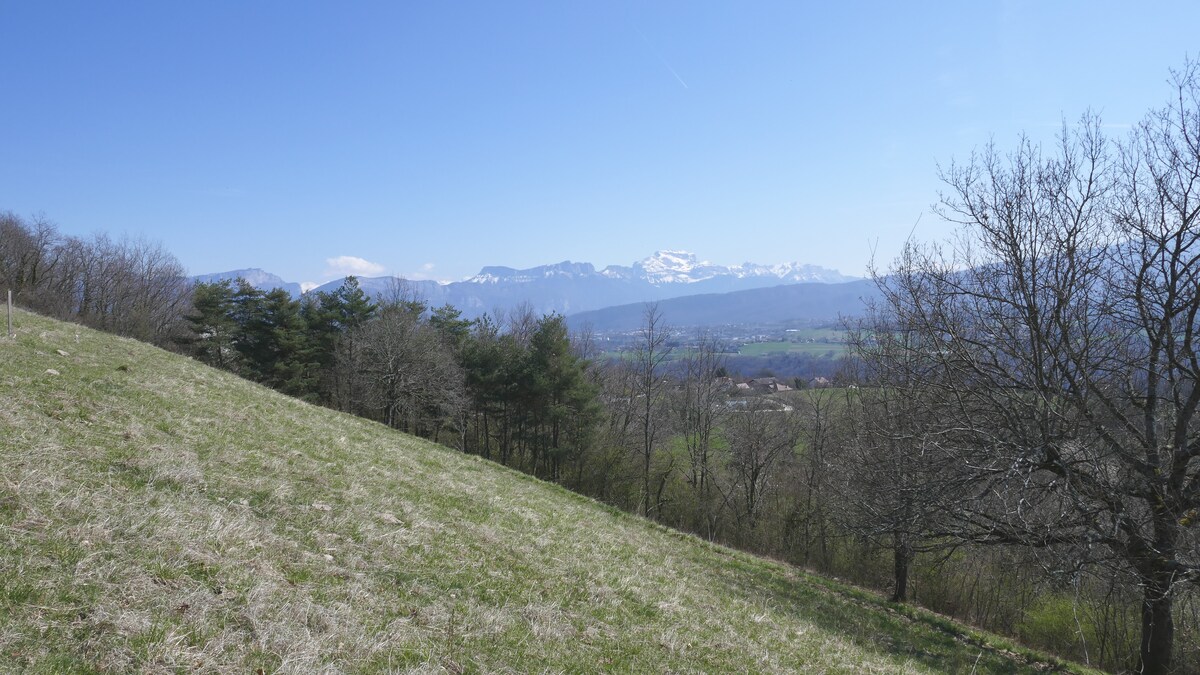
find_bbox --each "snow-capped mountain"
[202,252,858,320]
[599,250,853,285]
[464,251,853,287]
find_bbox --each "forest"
[4,60,1200,674]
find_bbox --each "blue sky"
[2,2,1196,288]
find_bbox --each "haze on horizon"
[2,1,1196,287]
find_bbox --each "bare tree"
[836,318,970,602]
[114,237,191,343]
[0,212,61,303]
[720,398,801,547]
[355,301,465,440]
[591,354,642,507]
[876,62,1200,673]
[674,330,728,537]
[633,303,673,518]
[504,302,539,348]
[790,387,840,571]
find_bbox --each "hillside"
[0,309,1083,673]
[565,280,880,332]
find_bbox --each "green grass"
[0,308,1097,673]
[739,339,848,357]
[781,326,848,340]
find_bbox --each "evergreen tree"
[307,276,377,407]
[429,304,471,355]
[234,286,318,398]
[529,314,601,481]
[179,280,240,371]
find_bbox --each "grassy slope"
[0,310,1090,674]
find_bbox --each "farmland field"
[738,335,848,357]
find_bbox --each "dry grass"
[0,309,1093,673]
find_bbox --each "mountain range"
[194,251,860,321]
[468,250,853,286]
[564,279,880,332]
[191,268,304,299]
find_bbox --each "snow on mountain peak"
[634,250,724,284]
[650,250,699,265]
[566,251,856,285]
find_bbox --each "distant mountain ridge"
[191,268,303,299]
[196,251,860,320]
[564,280,880,332]
[468,251,853,286]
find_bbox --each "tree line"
[0,213,191,344]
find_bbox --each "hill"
[566,279,880,332]
[0,309,1084,673]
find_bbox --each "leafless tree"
[720,398,801,547]
[504,302,539,347]
[633,303,673,518]
[0,212,61,303]
[1,217,189,345]
[113,237,191,342]
[875,61,1200,673]
[790,388,840,571]
[354,301,465,441]
[836,318,971,602]
[673,330,728,538]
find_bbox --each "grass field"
[738,340,848,357]
[734,327,849,357]
[0,309,1092,673]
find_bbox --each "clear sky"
[2,2,1196,289]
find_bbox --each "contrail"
[659,58,689,89]
[632,24,689,89]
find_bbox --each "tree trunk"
[642,440,652,518]
[1139,571,1174,675]
[892,533,912,603]
[481,412,490,460]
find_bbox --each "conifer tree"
[529,314,600,481]
[180,280,240,371]
[308,276,376,408]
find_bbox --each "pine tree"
[306,276,377,407]
[179,280,240,371]
[233,286,318,398]
[529,314,600,482]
